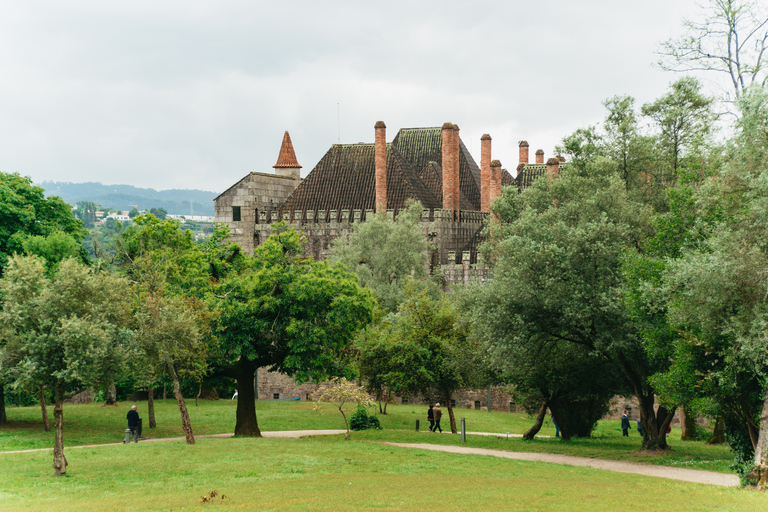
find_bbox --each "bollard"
[124,428,132,444]
[415,419,420,432]
[461,418,466,443]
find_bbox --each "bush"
[350,407,382,431]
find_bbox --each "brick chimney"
[374,121,387,213]
[452,123,461,214]
[535,149,544,164]
[518,140,529,166]
[480,134,492,212]
[546,157,560,183]
[441,122,455,213]
[273,131,302,182]
[490,160,502,207]
[557,155,566,163]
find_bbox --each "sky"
[0,0,711,194]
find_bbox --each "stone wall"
[214,172,300,254]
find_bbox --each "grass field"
[1,400,764,511]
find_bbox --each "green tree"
[149,207,168,220]
[128,207,140,219]
[118,215,214,435]
[641,77,715,175]
[481,162,681,450]
[0,172,85,274]
[0,256,131,474]
[660,87,768,482]
[329,200,434,312]
[213,226,376,436]
[0,172,85,425]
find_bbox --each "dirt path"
[384,442,740,487]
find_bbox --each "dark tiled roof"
[279,143,440,216]
[515,164,547,192]
[391,127,481,210]
[273,131,302,168]
[514,163,570,192]
[501,169,515,187]
[420,161,442,203]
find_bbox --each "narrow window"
[232,206,241,222]
[450,399,456,408]
[474,400,481,409]
[273,393,279,400]
[401,397,408,405]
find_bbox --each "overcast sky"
[0,0,710,194]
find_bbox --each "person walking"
[127,405,140,443]
[621,410,630,437]
[636,417,643,436]
[433,403,443,433]
[427,405,435,432]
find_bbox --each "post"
[416,419,420,432]
[124,428,132,444]
[461,418,466,443]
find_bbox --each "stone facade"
[214,171,300,254]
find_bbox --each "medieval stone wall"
[214,172,300,254]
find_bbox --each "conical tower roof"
[273,131,302,168]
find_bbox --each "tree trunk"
[163,384,167,400]
[707,418,726,444]
[234,357,261,437]
[147,386,156,428]
[447,401,457,434]
[523,400,549,440]
[680,404,698,441]
[549,404,570,441]
[52,388,67,475]
[0,383,7,424]
[383,389,390,415]
[637,394,675,450]
[196,384,202,407]
[103,382,117,407]
[168,365,195,445]
[340,407,350,440]
[751,385,768,472]
[40,386,50,431]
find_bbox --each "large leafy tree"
[0,172,86,425]
[329,200,433,312]
[479,161,681,450]
[213,226,376,436]
[659,86,768,482]
[0,256,131,475]
[117,214,215,438]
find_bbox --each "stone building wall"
[214,172,300,254]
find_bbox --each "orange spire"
[273,131,302,168]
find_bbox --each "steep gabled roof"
[279,143,440,215]
[501,169,515,187]
[273,131,302,168]
[391,127,482,210]
[515,163,570,192]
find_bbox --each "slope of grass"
[1,436,765,512]
[0,400,734,474]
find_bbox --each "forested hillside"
[37,181,218,216]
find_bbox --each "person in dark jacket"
[427,405,435,432]
[621,410,630,437]
[433,403,443,433]
[636,417,643,436]
[127,405,140,443]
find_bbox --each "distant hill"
[38,181,219,217]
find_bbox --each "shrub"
[350,407,382,431]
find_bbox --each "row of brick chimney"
[374,121,560,214]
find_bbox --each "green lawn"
[1,435,765,512]
[1,400,735,473]
[1,400,763,511]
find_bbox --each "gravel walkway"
[384,441,740,487]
